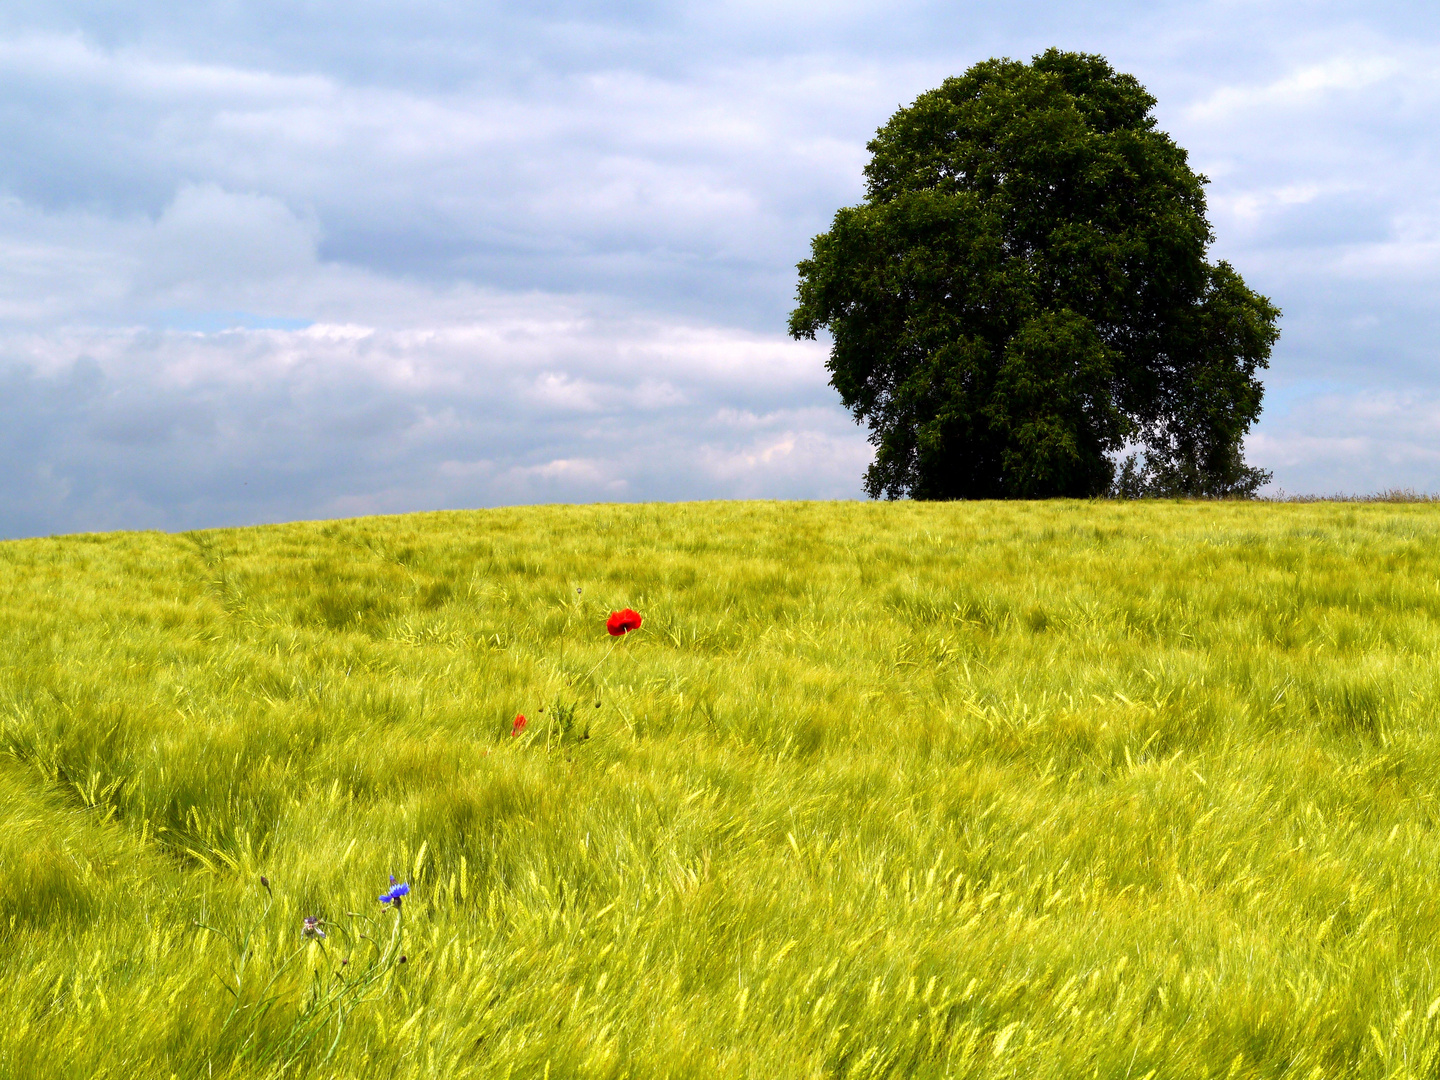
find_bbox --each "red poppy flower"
[511,714,527,736]
[606,608,642,636]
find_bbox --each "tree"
[788,49,1280,500]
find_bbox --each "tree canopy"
[789,49,1280,499]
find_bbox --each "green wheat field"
[4,499,1440,1079]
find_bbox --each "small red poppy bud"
[606,608,642,636]
[511,714,527,737]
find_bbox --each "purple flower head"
[379,881,411,906]
[302,916,326,939]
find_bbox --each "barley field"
[3,499,1440,1079]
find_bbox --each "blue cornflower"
[379,876,411,906]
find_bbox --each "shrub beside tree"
[789,49,1280,499]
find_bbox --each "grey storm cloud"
[1,1,1439,536]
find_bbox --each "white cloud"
[0,30,898,324]
[143,184,320,293]
[698,417,873,496]
[0,33,334,101]
[1186,54,1407,121]
[1251,387,1440,494]
[0,307,870,536]
[507,458,623,488]
[2,3,1440,532]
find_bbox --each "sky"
[1,0,1438,537]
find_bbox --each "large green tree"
[789,49,1280,499]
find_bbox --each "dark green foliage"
[789,49,1281,500]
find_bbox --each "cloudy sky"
[1,1,1437,536]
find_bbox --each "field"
[3,499,1440,1078]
